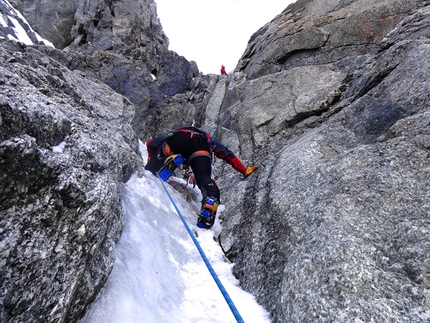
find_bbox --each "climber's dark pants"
[145,150,167,174]
[189,156,220,202]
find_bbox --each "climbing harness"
[159,127,218,187]
[158,177,245,323]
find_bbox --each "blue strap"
[159,177,245,323]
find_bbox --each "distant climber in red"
[220,65,228,76]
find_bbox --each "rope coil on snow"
[159,177,245,323]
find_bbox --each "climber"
[145,126,258,229]
[220,65,228,76]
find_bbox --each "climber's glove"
[244,165,258,179]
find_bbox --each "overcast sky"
[156,0,296,75]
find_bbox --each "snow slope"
[79,143,271,323]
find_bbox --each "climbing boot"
[197,196,218,229]
[158,154,184,182]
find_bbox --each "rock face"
[206,1,430,322]
[237,0,426,80]
[0,0,208,322]
[0,0,53,47]
[0,39,142,322]
[7,0,204,140]
[4,0,77,49]
[1,0,430,322]
[7,0,166,52]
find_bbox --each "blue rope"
[159,177,245,323]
